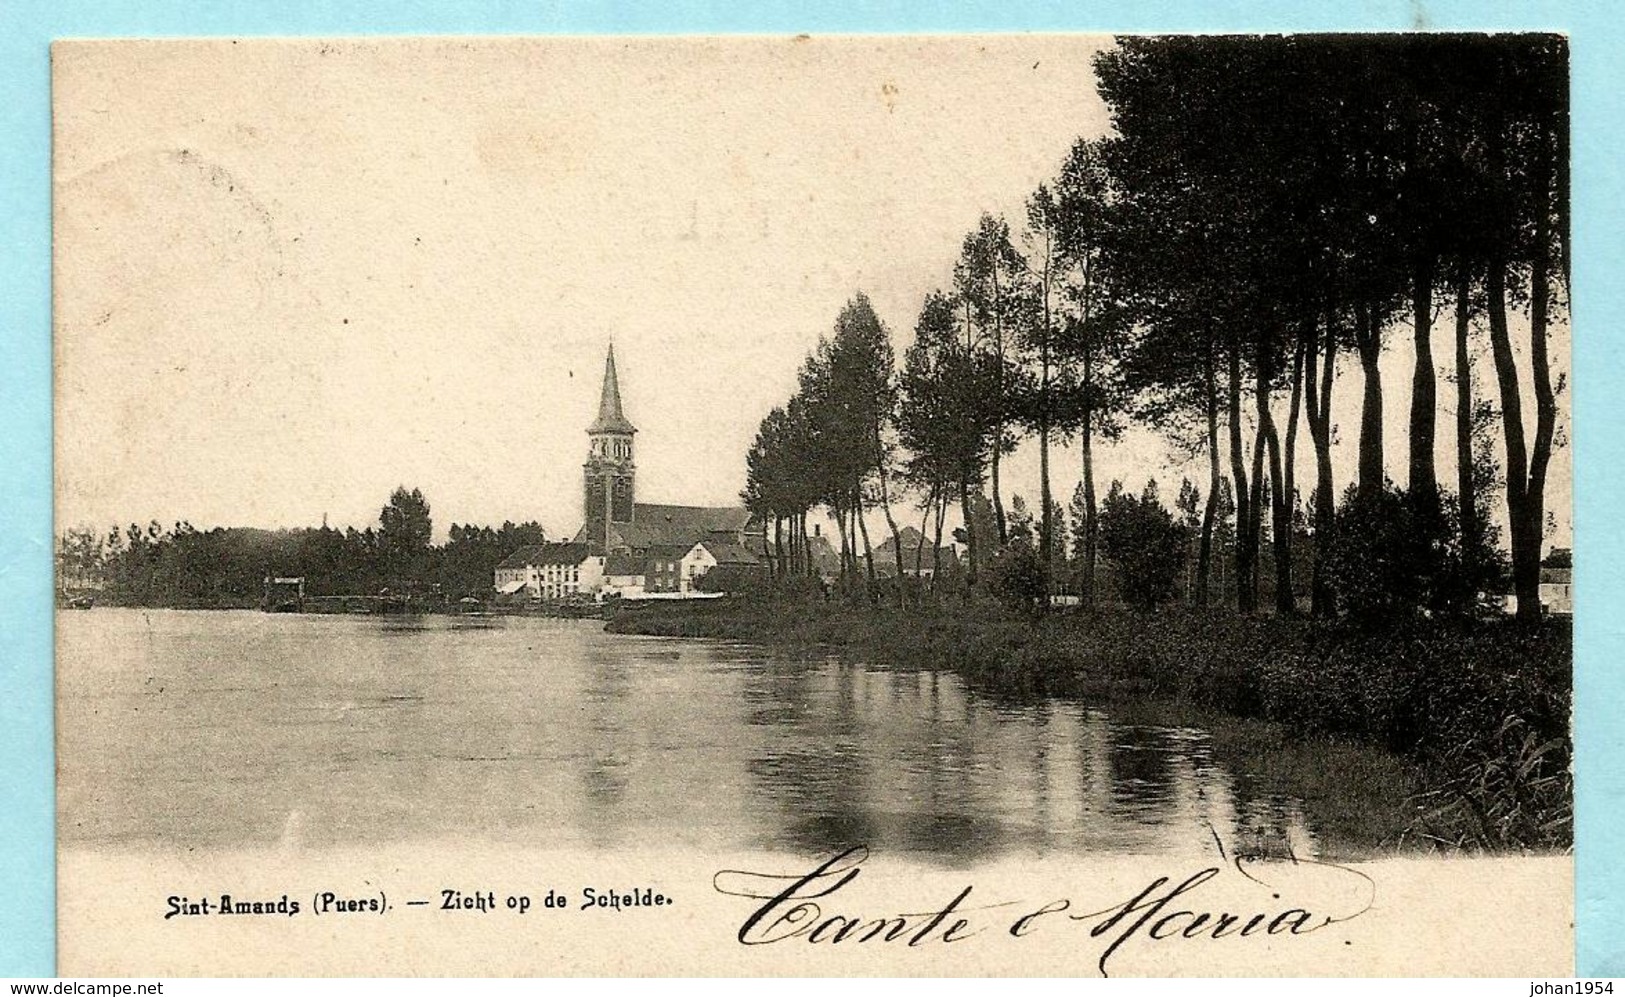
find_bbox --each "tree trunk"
[1198,340,1221,609]
[1038,324,1054,607]
[1258,339,1288,614]
[1526,124,1559,611]
[873,424,907,605]
[1273,330,1306,616]
[773,516,784,582]
[856,489,878,594]
[1248,417,1267,607]
[990,447,1007,547]
[960,478,979,590]
[1486,255,1536,620]
[1081,349,1098,609]
[1454,269,1478,558]
[1410,256,1439,507]
[1510,121,1560,622]
[932,489,947,589]
[835,501,852,583]
[1227,331,1256,614]
[1305,307,1338,617]
[915,484,934,585]
[1356,300,1384,500]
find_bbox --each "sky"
[52,35,1571,549]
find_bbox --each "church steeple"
[583,342,636,551]
[588,343,637,436]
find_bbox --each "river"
[58,608,1324,862]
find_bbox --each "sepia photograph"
[51,33,1572,975]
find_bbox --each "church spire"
[588,342,637,436]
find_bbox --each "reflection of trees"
[1067,716,1220,854]
[1224,769,1308,861]
[894,673,1002,860]
[1106,723,1177,820]
[742,658,877,853]
[739,660,1017,860]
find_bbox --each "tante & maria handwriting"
[712,846,1373,976]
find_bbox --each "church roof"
[634,503,753,534]
[570,504,755,551]
[587,344,637,436]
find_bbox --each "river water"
[58,608,1321,862]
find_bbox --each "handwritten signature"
[714,845,1374,976]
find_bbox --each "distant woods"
[58,487,546,605]
[743,34,1568,621]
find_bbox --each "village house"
[601,552,647,599]
[640,544,694,594]
[494,542,603,601]
[689,539,766,592]
[868,526,960,579]
[1539,566,1573,615]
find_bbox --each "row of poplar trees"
[743,34,1568,620]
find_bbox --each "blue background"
[3,0,1617,978]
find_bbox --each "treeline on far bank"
[609,596,1571,852]
[55,487,535,606]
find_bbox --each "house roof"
[1540,567,1572,585]
[698,540,761,565]
[587,344,637,436]
[644,543,694,560]
[604,553,645,575]
[876,526,928,554]
[495,542,592,569]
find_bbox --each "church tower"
[583,343,636,551]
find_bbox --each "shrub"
[1097,480,1190,611]
[1324,482,1511,624]
[985,535,1046,615]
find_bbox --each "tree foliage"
[1097,479,1191,611]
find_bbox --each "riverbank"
[72,596,608,619]
[608,597,1573,853]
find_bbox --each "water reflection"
[57,610,1321,861]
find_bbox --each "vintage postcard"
[52,34,1573,975]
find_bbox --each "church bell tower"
[583,343,636,551]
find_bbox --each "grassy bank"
[608,597,1572,854]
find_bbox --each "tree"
[986,530,1046,616]
[1096,478,1190,611]
[1048,137,1126,609]
[1475,37,1569,621]
[899,289,999,589]
[56,526,106,591]
[378,486,432,586]
[953,214,1027,547]
[833,293,909,603]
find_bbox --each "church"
[493,345,765,601]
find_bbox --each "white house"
[493,543,603,600]
[679,542,719,594]
[1539,567,1573,615]
[601,553,647,599]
